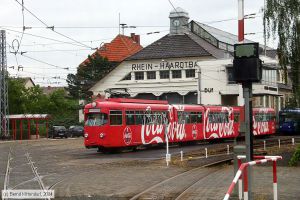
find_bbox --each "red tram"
[83,98,276,151]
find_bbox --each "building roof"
[41,86,68,95]
[194,21,276,54]
[81,34,142,65]
[7,114,50,120]
[16,77,35,87]
[126,34,211,60]
[196,22,254,46]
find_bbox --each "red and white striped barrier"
[224,155,282,200]
[238,0,244,43]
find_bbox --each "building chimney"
[131,33,140,44]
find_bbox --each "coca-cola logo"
[204,107,234,139]
[140,105,186,145]
[253,116,269,135]
[123,126,132,145]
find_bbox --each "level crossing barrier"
[223,155,282,200]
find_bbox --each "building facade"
[89,7,292,112]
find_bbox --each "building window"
[122,73,131,81]
[186,69,195,78]
[147,71,156,80]
[172,70,182,79]
[160,70,169,79]
[135,72,144,80]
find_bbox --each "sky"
[0,0,277,87]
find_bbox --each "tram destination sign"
[131,61,197,71]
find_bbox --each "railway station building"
[89,8,292,112]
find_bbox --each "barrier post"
[243,166,249,200]
[180,151,183,162]
[264,140,266,151]
[292,138,295,146]
[227,145,230,155]
[273,161,278,200]
[278,139,280,148]
[238,159,243,200]
[205,148,208,158]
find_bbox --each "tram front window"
[85,113,108,126]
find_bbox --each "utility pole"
[0,30,9,138]
[197,67,201,104]
[237,1,254,199]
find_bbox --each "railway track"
[126,135,299,200]
[129,155,232,200]
[3,143,51,200]
[174,135,300,160]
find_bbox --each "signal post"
[233,43,262,199]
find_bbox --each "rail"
[223,155,282,200]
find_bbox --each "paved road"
[0,138,299,199]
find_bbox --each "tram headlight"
[99,133,106,139]
[84,133,89,138]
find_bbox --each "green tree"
[23,86,48,113]
[47,89,79,127]
[264,0,300,106]
[66,54,115,100]
[8,78,79,127]
[8,78,26,114]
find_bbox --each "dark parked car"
[68,126,84,137]
[49,126,68,138]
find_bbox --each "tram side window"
[126,111,135,125]
[208,113,215,123]
[255,113,270,122]
[208,112,229,123]
[234,113,240,122]
[222,112,229,123]
[271,114,276,121]
[152,111,164,124]
[161,111,169,124]
[184,112,191,123]
[178,111,186,124]
[178,111,184,124]
[110,110,123,125]
[191,112,202,123]
[135,111,144,125]
[144,111,153,124]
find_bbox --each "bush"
[289,145,300,166]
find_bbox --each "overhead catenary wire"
[0,25,169,29]
[15,53,70,70]
[20,48,93,53]
[14,0,96,50]
[2,27,95,48]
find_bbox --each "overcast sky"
[0,0,277,87]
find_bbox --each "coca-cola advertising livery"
[84,98,276,152]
